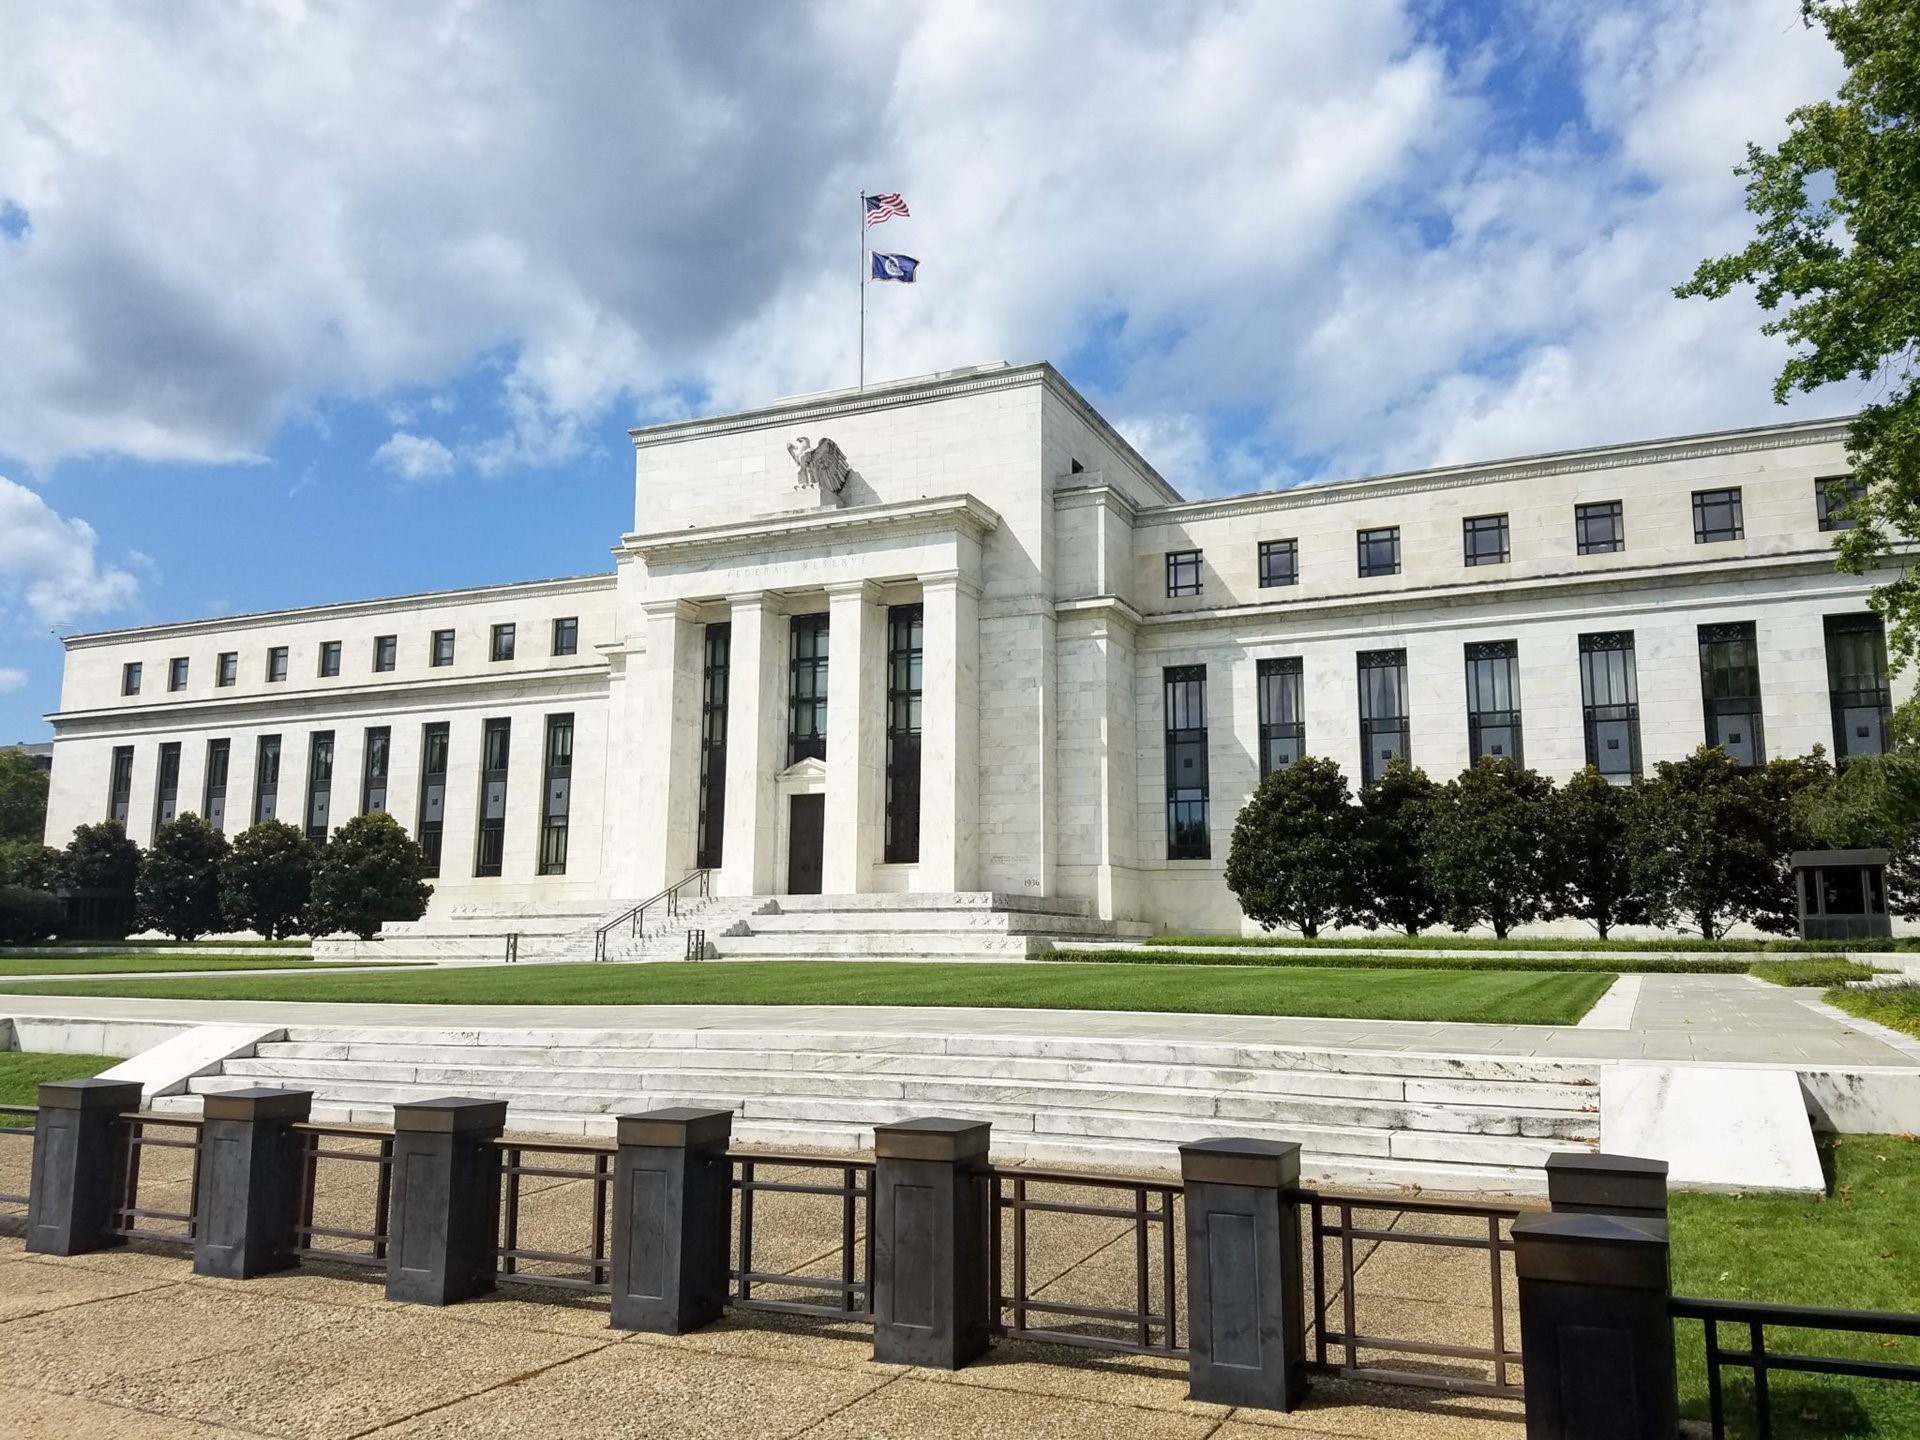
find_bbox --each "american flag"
[864,193,909,226]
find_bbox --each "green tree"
[1224,757,1360,937]
[1679,1,1920,681]
[135,813,231,941]
[60,820,141,935]
[0,748,49,845]
[1751,749,1836,933]
[1422,759,1557,939]
[1633,748,1781,938]
[221,820,315,940]
[305,812,432,940]
[1353,758,1441,935]
[0,885,62,945]
[1552,768,1650,940]
[0,841,63,892]
[1797,742,1920,916]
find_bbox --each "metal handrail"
[592,868,712,962]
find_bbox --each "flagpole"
[858,190,867,392]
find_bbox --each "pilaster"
[717,594,787,897]
[635,599,704,895]
[823,580,884,892]
[919,571,981,891]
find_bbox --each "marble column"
[823,580,885,893]
[717,594,787,897]
[635,599,704,895]
[918,571,980,892]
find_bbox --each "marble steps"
[769,892,1095,917]
[740,911,1149,938]
[711,932,1059,960]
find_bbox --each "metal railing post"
[385,1097,508,1306]
[194,1087,312,1279]
[608,1108,733,1334]
[1545,1153,1669,1221]
[872,1117,993,1369]
[24,1079,145,1257]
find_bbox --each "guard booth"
[1791,849,1893,940]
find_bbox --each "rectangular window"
[788,613,829,764]
[373,635,397,672]
[361,726,391,814]
[431,629,455,667]
[203,738,230,832]
[474,718,510,876]
[1817,475,1863,532]
[217,651,238,687]
[885,604,924,864]
[1826,613,1893,759]
[305,731,334,841]
[552,617,579,656]
[539,714,573,876]
[122,662,142,696]
[696,624,730,871]
[1256,657,1304,777]
[1698,621,1765,767]
[153,741,181,839]
[318,641,341,677]
[1165,549,1203,597]
[1462,514,1510,567]
[1575,501,1625,555]
[1579,632,1641,782]
[490,623,516,662]
[417,722,449,877]
[108,746,134,824]
[1258,539,1299,589]
[253,735,281,823]
[1164,666,1210,859]
[1692,488,1745,543]
[1357,649,1410,784]
[267,646,288,682]
[1465,640,1523,764]
[168,657,189,692]
[1357,527,1401,578]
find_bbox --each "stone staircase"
[159,1024,1603,1193]
[712,892,1152,962]
[313,894,771,965]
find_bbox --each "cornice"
[620,494,1002,564]
[1054,596,1147,632]
[1051,480,1141,517]
[1141,417,1856,526]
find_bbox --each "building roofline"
[62,571,617,649]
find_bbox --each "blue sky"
[0,1,1851,741]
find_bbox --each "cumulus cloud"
[0,476,140,627]
[372,431,455,484]
[0,0,1852,493]
[0,668,26,694]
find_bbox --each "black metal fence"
[496,1137,613,1293]
[292,1122,393,1268]
[109,1113,202,1245]
[0,1103,35,1232]
[729,1152,874,1320]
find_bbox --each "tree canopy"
[1423,759,1557,939]
[0,748,49,846]
[137,813,232,941]
[1353,758,1441,936]
[306,812,433,940]
[1224,756,1359,937]
[221,820,315,940]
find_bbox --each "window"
[203,739,230,832]
[552,617,579,656]
[267,646,288,682]
[696,624,731,871]
[305,732,334,841]
[1817,475,1863,532]
[1692,488,1745,543]
[1462,514,1510,567]
[152,742,181,838]
[122,662,142,696]
[1575,501,1625,555]
[1357,650,1409,784]
[318,641,341,677]
[108,746,134,823]
[1165,550,1203,598]
[1163,666,1210,859]
[1258,539,1299,589]
[1579,632,1641,782]
[217,652,238,687]
[490,623,516,662]
[361,727,390,814]
[417,722,449,877]
[1826,613,1893,759]
[1465,641,1523,764]
[1698,621,1765,767]
[475,718,510,876]
[1357,527,1401,578]
[253,735,281,823]
[885,604,924,864]
[373,635,397,672]
[788,613,829,764]
[1256,657,1304,777]
[431,629,455,667]
[168,657,189,692]
[539,714,574,875]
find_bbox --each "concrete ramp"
[1601,1063,1824,1194]
[98,1024,285,1103]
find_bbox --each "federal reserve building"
[39,361,1902,948]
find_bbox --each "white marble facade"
[41,362,1904,933]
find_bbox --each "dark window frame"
[1464,640,1523,765]
[1579,631,1642,782]
[1256,657,1304,778]
[1575,500,1625,555]
[1165,549,1203,598]
[552,617,579,656]
[1357,649,1410,785]
[266,647,288,683]
[1692,488,1745,544]
[1698,621,1766,767]
[788,613,829,765]
[1817,475,1863,533]
[203,738,230,833]
[1357,527,1401,578]
[1826,612,1893,760]
[1163,665,1210,859]
[539,713,574,876]
[430,629,455,667]
[490,623,516,662]
[318,640,342,678]
[360,726,391,815]
[121,662,142,696]
[1462,514,1510,567]
[1257,538,1299,589]
[216,651,238,687]
[417,722,449,877]
[152,741,181,839]
[253,735,281,824]
[108,745,134,823]
[373,635,398,672]
[884,604,924,864]
[305,731,335,842]
[474,717,510,877]
[696,624,730,871]
[167,657,189,692]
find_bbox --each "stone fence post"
[1545,1153,1669,1221]
[385,1097,508,1306]
[25,1078,145,1257]
[871,1117,992,1369]
[193,1087,312,1279]
[608,1107,734,1334]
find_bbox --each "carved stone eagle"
[786,435,850,496]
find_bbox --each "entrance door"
[787,794,825,895]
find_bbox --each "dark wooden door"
[787,794,825,894]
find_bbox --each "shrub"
[1553,767,1650,940]
[1354,758,1441,935]
[221,820,315,940]
[306,812,432,940]
[60,820,141,937]
[136,813,232,941]
[1423,759,1557,938]
[1224,757,1359,937]
[0,884,62,944]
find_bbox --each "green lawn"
[1672,1135,1920,1439]
[0,955,386,978]
[1826,982,1920,1043]
[1146,932,1914,954]
[0,959,1614,1023]
[0,1052,119,1123]
[1052,947,1885,984]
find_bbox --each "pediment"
[777,757,828,783]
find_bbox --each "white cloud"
[0,476,140,627]
[0,668,26,694]
[372,431,455,484]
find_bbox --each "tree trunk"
[1696,907,1717,940]
[1301,917,1318,939]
